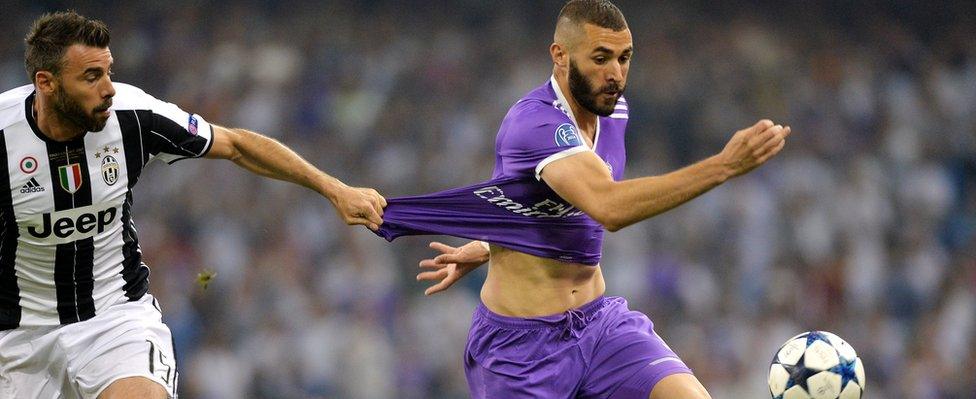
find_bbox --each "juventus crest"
[101,155,119,186]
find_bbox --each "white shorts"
[0,294,177,398]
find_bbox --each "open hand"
[417,241,489,296]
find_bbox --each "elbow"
[593,208,626,232]
[602,220,625,233]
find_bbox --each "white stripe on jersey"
[82,117,129,314]
[4,125,59,325]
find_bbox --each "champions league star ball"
[768,331,866,399]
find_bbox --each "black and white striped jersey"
[0,83,213,329]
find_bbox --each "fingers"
[753,126,789,166]
[424,281,451,296]
[347,217,379,231]
[758,137,787,163]
[747,124,778,148]
[369,211,383,228]
[365,189,386,216]
[752,119,774,132]
[363,190,384,218]
[750,124,784,150]
[434,253,462,265]
[418,259,445,269]
[369,189,388,208]
[416,268,449,282]
[417,266,460,296]
[423,274,460,296]
[429,242,458,254]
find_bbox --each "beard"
[51,84,111,132]
[568,59,624,117]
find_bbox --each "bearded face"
[568,58,624,117]
[51,79,112,132]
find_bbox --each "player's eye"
[619,55,630,63]
[593,56,607,64]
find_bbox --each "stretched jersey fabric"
[0,83,213,329]
[375,77,628,265]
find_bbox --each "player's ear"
[550,43,568,68]
[34,71,57,94]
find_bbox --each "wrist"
[474,241,491,262]
[708,154,735,184]
[318,176,348,202]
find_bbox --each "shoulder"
[0,84,33,131]
[503,98,572,130]
[108,82,164,112]
[499,99,579,151]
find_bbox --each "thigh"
[464,309,585,398]
[648,373,710,399]
[99,376,168,399]
[579,298,694,399]
[0,327,74,398]
[61,295,178,399]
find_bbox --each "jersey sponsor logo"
[474,186,584,218]
[101,155,119,186]
[554,123,581,147]
[57,163,84,194]
[188,114,198,135]
[19,177,45,193]
[19,156,38,174]
[23,203,118,242]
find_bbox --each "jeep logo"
[26,206,118,240]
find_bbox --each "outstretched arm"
[542,119,790,232]
[206,125,387,230]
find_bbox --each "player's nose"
[100,81,116,99]
[605,62,623,84]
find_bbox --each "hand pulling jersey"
[375,77,628,265]
[0,83,213,330]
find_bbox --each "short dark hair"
[557,0,628,31]
[24,11,111,83]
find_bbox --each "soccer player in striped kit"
[376,1,790,397]
[0,11,385,398]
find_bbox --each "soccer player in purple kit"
[375,1,790,398]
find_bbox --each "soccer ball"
[768,331,866,399]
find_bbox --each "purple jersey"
[374,77,628,265]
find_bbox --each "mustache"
[600,83,624,94]
[94,99,113,113]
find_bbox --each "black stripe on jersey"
[0,131,22,330]
[119,192,149,300]
[118,110,150,188]
[150,113,209,163]
[148,340,156,374]
[119,112,150,301]
[45,140,96,324]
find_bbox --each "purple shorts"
[464,296,692,399]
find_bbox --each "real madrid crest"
[94,147,120,186]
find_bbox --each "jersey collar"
[549,75,600,150]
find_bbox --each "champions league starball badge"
[554,123,581,147]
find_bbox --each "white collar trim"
[550,75,600,150]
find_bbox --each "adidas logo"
[20,177,45,193]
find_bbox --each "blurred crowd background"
[3,1,975,398]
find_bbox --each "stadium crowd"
[2,1,973,398]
